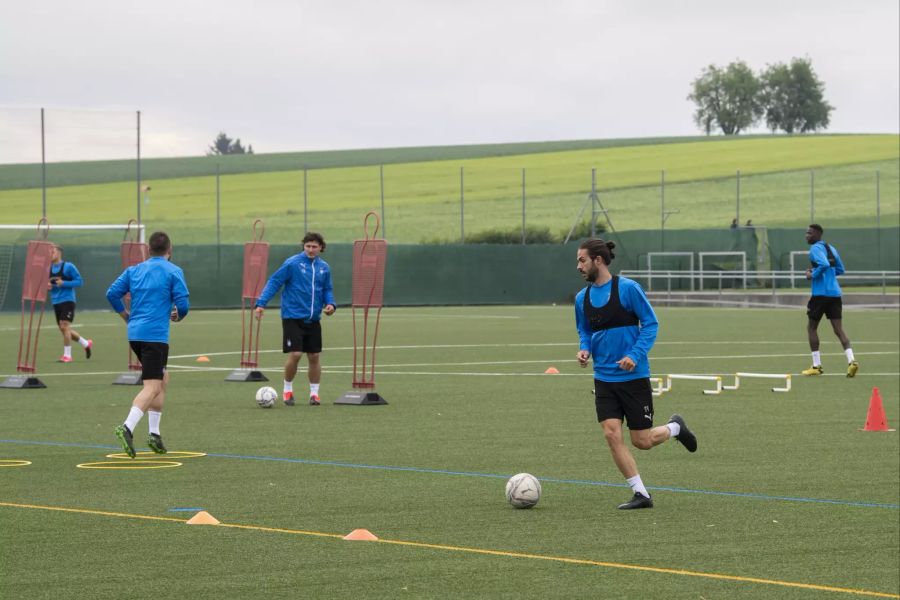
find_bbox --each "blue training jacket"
[809,241,845,297]
[255,253,336,320]
[574,276,659,382]
[106,256,190,343]
[48,261,83,305]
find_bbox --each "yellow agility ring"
[0,460,32,467]
[106,451,207,460]
[77,461,183,470]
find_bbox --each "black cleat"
[669,414,697,453]
[617,493,653,510]
[147,433,167,454]
[283,391,295,406]
[84,339,93,359]
[115,425,136,458]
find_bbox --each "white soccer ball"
[506,472,541,509]
[255,386,278,408]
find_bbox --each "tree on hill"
[207,132,254,156]
[688,61,763,135]
[760,57,833,133]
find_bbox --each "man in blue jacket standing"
[802,224,858,377]
[575,238,697,510]
[255,232,336,406]
[48,245,92,362]
[107,232,190,458]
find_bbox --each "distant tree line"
[688,57,833,135]
[207,132,254,156]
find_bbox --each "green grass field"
[1,306,898,599]
[1,135,897,244]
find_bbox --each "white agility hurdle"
[649,377,665,396]
[662,374,723,395]
[723,372,792,393]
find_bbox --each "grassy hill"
[0,135,897,244]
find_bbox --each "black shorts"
[594,378,654,430]
[282,319,323,354]
[129,341,169,380]
[807,296,842,322]
[54,302,75,325]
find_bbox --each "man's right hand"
[577,350,591,368]
[254,306,264,320]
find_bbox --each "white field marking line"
[166,341,900,360]
[5,367,899,379]
[169,350,899,365]
[181,351,899,370]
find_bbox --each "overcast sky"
[1,0,898,163]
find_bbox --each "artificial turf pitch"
[1,306,898,599]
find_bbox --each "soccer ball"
[506,473,541,509]
[255,386,278,408]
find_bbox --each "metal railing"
[620,269,900,297]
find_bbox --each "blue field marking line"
[3,438,898,510]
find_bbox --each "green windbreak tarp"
[1,228,896,311]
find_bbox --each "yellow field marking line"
[0,501,896,598]
[0,460,31,467]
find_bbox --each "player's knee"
[631,436,653,450]
[602,427,621,446]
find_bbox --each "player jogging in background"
[574,238,697,510]
[802,224,858,377]
[255,232,336,406]
[107,231,190,458]
[48,244,92,362]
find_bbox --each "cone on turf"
[196,356,210,363]
[186,511,220,525]
[343,528,378,541]
[544,367,560,374]
[859,387,895,432]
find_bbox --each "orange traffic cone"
[859,387,895,432]
[544,367,560,374]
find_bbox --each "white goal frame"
[788,250,810,288]
[646,252,695,292]
[698,251,748,290]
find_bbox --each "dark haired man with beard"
[575,238,697,510]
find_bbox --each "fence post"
[876,170,881,270]
[380,165,386,240]
[460,166,465,243]
[216,163,221,276]
[810,170,815,223]
[521,168,526,245]
[736,169,740,224]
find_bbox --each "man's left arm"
[623,282,659,365]
[61,263,83,288]
[170,269,190,321]
[832,247,846,276]
[322,267,336,314]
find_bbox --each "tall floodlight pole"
[41,108,47,219]
[137,111,142,226]
[736,169,741,224]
